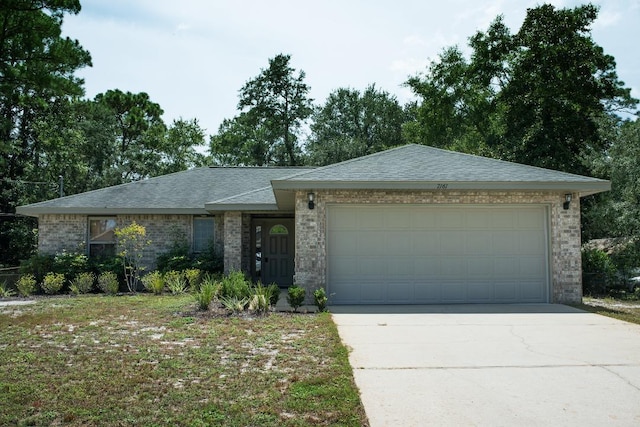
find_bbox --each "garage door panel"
[441,282,467,302]
[494,282,518,301]
[521,280,545,300]
[387,282,414,303]
[441,232,466,255]
[329,231,358,255]
[414,282,442,302]
[328,205,548,304]
[467,257,495,278]
[467,281,494,301]
[386,232,415,255]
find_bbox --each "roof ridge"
[274,144,415,181]
[419,145,598,179]
[206,185,273,204]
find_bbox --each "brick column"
[223,212,242,274]
[551,195,583,304]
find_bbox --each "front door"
[254,219,294,287]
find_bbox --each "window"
[269,224,289,235]
[193,217,215,253]
[88,217,117,257]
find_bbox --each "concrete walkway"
[332,304,640,427]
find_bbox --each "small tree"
[114,222,150,293]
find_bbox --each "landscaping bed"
[0,294,368,426]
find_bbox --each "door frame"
[250,216,295,287]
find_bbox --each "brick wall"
[37,214,222,270]
[223,212,242,273]
[293,190,583,304]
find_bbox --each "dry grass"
[578,297,640,325]
[0,295,368,426]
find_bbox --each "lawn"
[579,297,640,325]
[0,295,369,426]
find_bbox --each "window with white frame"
[193,216,215,253]
[88,217,117,257]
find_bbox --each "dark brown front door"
[255,219,294,287]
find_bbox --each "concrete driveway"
[332,304,640,427]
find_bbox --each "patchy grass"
[578,297,640,326]
[0,295,368,426]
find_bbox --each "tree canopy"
[306,85,406,165]
[404,3,637,175]
[210,54,313,166]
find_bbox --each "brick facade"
[293,190,583,304]
[37,214,222,270]
[37,189,584,304]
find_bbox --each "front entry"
[253,218,295,287]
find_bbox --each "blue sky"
[63,1,640,136]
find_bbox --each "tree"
[115,222,150,293]
[210,54,312,165]
[0,0,91,266]
[306,85,406,165]
[160,118,207,174]
[94,90,167,181]
[404,4,637,175]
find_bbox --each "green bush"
[41,272,65,295]
[220,296,249,313]
[89,256,124,283]
[287,285,306,312]
[267,283,280,306]
[70,272,95,295]
[16,274,36,297]
[195,279,219,311]
[164,270,186,295]
[0,281,16,298]
[248,283,272,314]
[141,271,164,295]
[53,251,89,283]
[184,268,202,292]
[192,244,224,273]
[220,271,250,299]
[97,271,119,295]
[19,254,55,283]
[313,287,328,312]
[582,247,617,295]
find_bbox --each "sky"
[62,0,640,137]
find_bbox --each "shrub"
[313,287,328,312]
[220,296,249,313]
[582,247,617,295]
[184,268,202,292]
[220,271,250,299]
[16,274,36,297]
[97,271,119,295]
[164,270,186,295]
[248,283,272,314]
[89,256,124,282]
[41,272,65,295]
[141,271,164,295]
[287,285,306,312]
[70,272,95,295]
[193,243,224,273]
[53,251,89,283]
[267,283,280,306]
[195,280,219,311]
[20,254,55,283]
[115,222,150,293]
[0,281,16,298]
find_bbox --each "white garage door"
[327,205,549,304]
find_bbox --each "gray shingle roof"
[272,144,610,194]
[17,167,310,216]
[17,144,610,216]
